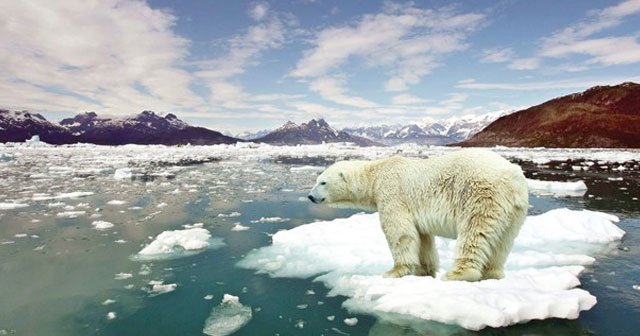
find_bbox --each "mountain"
[59,110,239,145]
[235,129,271,140]
[342,111,508,145]
[255,119,380,146]
[459,82,640,148]
[1,110,239,145]
[0,110,76,144]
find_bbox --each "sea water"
[0,143,638,335]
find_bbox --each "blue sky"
[2,0,640,133]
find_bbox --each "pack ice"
[202,294,252,336]
[238,208,624,331]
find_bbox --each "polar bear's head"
[308,160,373,210]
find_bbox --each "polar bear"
[308,149,528,281]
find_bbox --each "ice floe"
[231,223,250,231]
[33,191,94,201]
[526,179,588,197]
[144,280,177,296]
[0,202,28,210]
[56,210,86,218]
[250,216,289,223]
[114,168,133,180]
[238,208,624,331]
[92,220,114,230]
[134,227,225,260]
[202,294,252,336]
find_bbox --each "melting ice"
[239,208,624,331]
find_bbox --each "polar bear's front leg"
[379,211,422,278]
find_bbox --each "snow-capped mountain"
[342,111,512,145]
[1,110,239,145]
[0,109,76,144]
[234,129,272,140]
[59,110,238,145]
[255,119,379,146]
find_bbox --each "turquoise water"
[0,148,639,335]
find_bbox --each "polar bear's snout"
[308,184,327,204]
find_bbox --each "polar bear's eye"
[320,181,327,185]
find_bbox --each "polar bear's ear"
[339,172,346,182]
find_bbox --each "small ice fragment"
[327,316,335,321]
[114,273,133,280]
[92,220,114,230]
[56,211,86,218]
[0,202,29,210]
[14,233,27,238]
[183,223,204,229]
[526,179,587,197]
[218,212,241,218]
[139,264,152,275]
[608,177,624,181]
[204,294,214,300]
[202,294,252,336]
[114,168,132,180]
[134,228,224,260]
[157,202,168,208]
[296,304,308,309]
[145,281,177,296]
[294,320,305,329]
[343,317,358,326]
[107,200,127,205]
[250,216,290,223]
[231,223,250,231]
[305,290,315,295]
[106,312,117,320]
[102,299,116,306]
[114,239,127,244]
[633,285,640,291]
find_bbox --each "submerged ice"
[238,208,624,331]
[202,294,252,336]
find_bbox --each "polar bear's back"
[376,149,528,238]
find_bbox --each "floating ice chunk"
[107,200,127,205]
[250,216,290,223]
[183,223,204,229]
[106,312,117,320]
[114,168,133,180]
[239,208,624,331]
[608,177,624,181]
[114,272,133,280]
[0,202,28,210]
[202,294,252,336]
[204,294,214,300]
[33,191,94,201]
[134,228,225,260]
[92,220,114,230]
[157,202,168,208]
[14,233,27,238]
[218,212,241,218]
[56,211,86,218]
[526,179,587,197]
[102,299,116,305]
[144,280,177,296]
[290,165,325,172]
[231,223,250,231]
[344,317,358,326]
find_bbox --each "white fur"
[309,149,529,281]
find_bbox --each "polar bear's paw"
[383,264,417,278]
[444,268,482,282]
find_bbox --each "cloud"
[391,94,431,105]
[508,57,541,70]
[456,76,640,90]
[309,76,378,108]
[480,47,514,63]
[290,3,484,93]
[539,0,640,67]
[249,2,269,21]
[0,0,204,115]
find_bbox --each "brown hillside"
[459,82,640,148]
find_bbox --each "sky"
[1,0,640,134]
